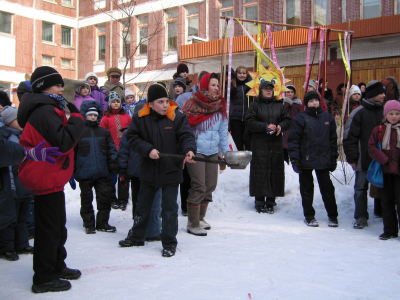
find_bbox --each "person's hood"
[381,77,400,101]
[17,93,59,129]
[4,125,22,137]
[17,81,32,101]
[79,100,103,124]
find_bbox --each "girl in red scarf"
[182,73,231,236]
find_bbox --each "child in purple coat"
[85,72,108,112]
[74,81,95,110]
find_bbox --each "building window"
[398,0,400,14]
[61,58,72,67]
[187,5,199,37]
[220,0,234,38]
[314,0,329,26]
[138,15,148,55]
[42,22,54,42]
[42,55,54,66]
[136,83,148,100]
[244,0,258,35]
[363,0,380,19]
[166,9,178,51]
[0,12,12,34]
[62,0,72,6]
[286,0,300,29]
[94,0,106,10]
[119,0,130,3]
[121,20,131,57]
[61,27,72,46]
[97,25,106,60]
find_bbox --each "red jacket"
[100,110,131,150]
[368,123,400,176]
[17,93,84,195]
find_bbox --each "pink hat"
[384,100,400,116]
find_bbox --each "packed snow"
[1,163,399,299]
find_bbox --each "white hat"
[125,89,135,98]
[85,72,98,81]
[86,107,99,116]
[349,85,361,98]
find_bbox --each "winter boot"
[31,278,71,293]
[199,203,211,230]
[379,233,398,240]
[1,251,19,261]
[255,197,267,213]
[161,247,176,257]
[265,205,274,214]
[119,238,145,247]
[328,218,339,227]
[85,227,96,234]
[187,205,207,236]
[304,218,319,227]
[111,201,119,209]
[353,217,368,229]
[55,267,82,280]
[96,223,116,232]
[119,202,127,211]
[16,245,34,254]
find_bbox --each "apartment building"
[1,0,399,104]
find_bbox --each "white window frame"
[186,4,199,40]
[243,0,258,35]
[61,26,72,46]
[94,0,106,10]
[97,25,106,61]
[61,58,73,68]
[137,15,149,55]
[42,21,54,43]
[313,0,330,26]
[0,11,13,35]
[284,0,301,30]
[360,0,381,20]
[61,0,73,6]
[166,9,178,51]
[220,0,234,38]
[120,19,131,58]
[42,55,54,66]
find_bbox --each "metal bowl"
[224,151,252,169]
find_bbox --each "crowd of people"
[0,62,399,294]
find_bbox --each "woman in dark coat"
[245,81,291,214]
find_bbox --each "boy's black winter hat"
[30,66,64,93]
[0,91,11,107]
[304,91,320,106]
[173,77,186,90]
[147,82,169,102]
[177,63,189,75]
[366,80,385,99]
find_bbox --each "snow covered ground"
[1,163,400,299]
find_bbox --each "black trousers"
[230,119,251,151]
[110,175,130,204]
[79,177,111,227]
[33,191,67,285]
[299,169,338,220]
[179,164,191,213]
[380,174,400,235]
[255,197,276,206]
[118,176,141,218]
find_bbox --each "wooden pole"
[221,19,228,98]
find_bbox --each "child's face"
[87,77,97,87]
[286,90,295,100]
[0,105,3,113]
[80,86,90,97]
[308,85,315,92]
[179,72,188,79]
[86,113,98,121]
[341,86,347,93]
[125,95,135,105]
[236,69,247,81]
[351,93,361,102]
[307,99,320,108]
[261,86,274,98]
[149,98,170,115]
[110,100,121,110]
[43,84,64,96]
[174,85,184,96]
[334,114,341,122]
[386,110,400,124]
[9,119,22,130]
[360,85,366,93]
[370,92,385,103]
[208,78,220,96]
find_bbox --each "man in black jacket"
[343,80,385,229]
[119,83,196,257]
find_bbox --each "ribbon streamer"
[317,28,325,86]
[338,32,351,78]
[257,23,261,73]
[304,27,314,93]
[226,17,234,122]
[266,24,284,83]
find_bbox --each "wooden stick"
[220,16,354,34]
[221,19,228,98]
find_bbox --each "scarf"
[382,122,400,150]
[181,90,227,134]
[43,93,66,110]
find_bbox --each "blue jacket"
[74,101,119,182]
[176,85,198,109]
[123,99,146,118]
[288,106,338,170]
[118,128,140,178]
[195,113,231,156]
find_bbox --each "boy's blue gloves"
[69,175,76,190]
[111,174,118,185]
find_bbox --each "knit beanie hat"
[1,106,18,126]
[77,81,91,94]
[173,77,186,90]
[286,84,296,94]
[30,66,64,93]
[177,63,189,75]
[304,79,317,91]
[108,91,121,108]
[0,91,11,107]
[366,80,385,99]
[125,89,134,98]
[349,85,362,98]
[147,82,169,102]
[85,72,98,82]
[383,100,400,116]
[86,106,99,116]
[304,91,320,106]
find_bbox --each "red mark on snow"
[248,293,252,299]
[82,264,155,275]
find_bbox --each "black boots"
[32,278,71,293]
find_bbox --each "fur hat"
[366,80,385,99]
[106,67,122,77]
[304,91,320,106]
[77,81,91,94]
[384,100,400,116]
[85,72,98,82]
[349,85,362,98]
[125,89,135,98]
[108,91,121,108]
[1,106,18,126]
[286,84,296,94]
[0,91,12,107]
[147,82,169,102]
[30,66,64,93]
[177,63,189,75]
[381,77,400,101]
[173,77,186,90]
[86,106,99,116]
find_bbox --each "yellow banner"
[338,33,351,78]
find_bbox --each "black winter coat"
[343,98,384,171]
[230,74,254,121]
[245,97,291,197]
[288,106,338,170]
[0,128,26,230]
[126,102,196,189]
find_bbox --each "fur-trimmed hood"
[381,76,400,101]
